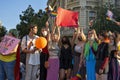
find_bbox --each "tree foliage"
[0,26,7,37]
[91,3,120,33]
[0,26,7,41]
[16,5,48,38]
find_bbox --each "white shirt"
[21,35,40,65]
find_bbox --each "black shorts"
[60,57,73,70]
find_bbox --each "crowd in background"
[0,21,120,80]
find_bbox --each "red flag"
[56,7,79,27]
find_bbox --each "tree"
[0,26,7,41]
[91,3,120,33]
[16,5,48,38]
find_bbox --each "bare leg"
[96,74,102,80]
[59,69,65,80]
[66,69,72,80]
[102,74,107,80]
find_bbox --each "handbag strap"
[25,35,27,50]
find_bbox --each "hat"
[9,29,18,37]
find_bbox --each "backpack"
[20,35,27,65]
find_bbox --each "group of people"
[0,21,120,80]
[20,22,120,80]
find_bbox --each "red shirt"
[42,44,48,54]
[42,37,48,54]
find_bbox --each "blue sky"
[0,0,47,30]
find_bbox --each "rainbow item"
[45,5,57,17]
[70,71,81,80]
[76,71,81,78]
[50,12,57,17]
[45,7,57,17]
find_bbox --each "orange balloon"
[35,37,47,49]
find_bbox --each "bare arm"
[56,26,60,42]
[92,29,99,43]
[79,43,85,67]
[81,28,86,42]
[115,21,120,26]
[52,23,56,34]
[71,28,78,47]
[9,44,19,54]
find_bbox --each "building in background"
[47,0,120,35]
[115,0,120,9]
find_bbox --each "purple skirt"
[46,58,59,80]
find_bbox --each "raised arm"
[56,26,60,42]
[45,21,51,42]
[79,43,85,68]
[81,28,86,42]
[71,28,78,47]
[92,29,99,43]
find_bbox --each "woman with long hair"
[46,25,60,80]
[71,28,86,80]
[59,36,73,80]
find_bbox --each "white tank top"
[74,45,82,53]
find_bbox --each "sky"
[0,0,48,30]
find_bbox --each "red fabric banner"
[56,7,79,27]
[14,44,20,80]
